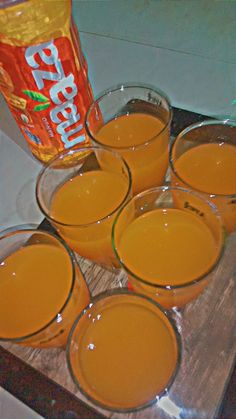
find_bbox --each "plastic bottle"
[0,0,94,163]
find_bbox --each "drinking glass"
[170,119,236,234]
[36,146,132,269]
[85,83,172,194]
[0,225,90,348]
[112,186,224,308]
[67,289,181,412]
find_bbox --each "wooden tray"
[1,108,236,419]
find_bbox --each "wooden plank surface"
[1,108,235,419]
[1,230,236,419]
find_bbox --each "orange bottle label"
[0,36,92,156]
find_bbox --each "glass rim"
[112,185,224,290]
[169,118,236,198]
[85,82,172,151]
[0,224,85,343]
[36,145,132,228]
[66,288,182,413]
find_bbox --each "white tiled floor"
[0,128,43,230]
[73,0,235,64]
[75,0,236,118]
[0,388,43,419]
[0,0,235,417]
[80,32,236,118]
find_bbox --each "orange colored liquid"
[0,1,93,163]
[50,170,129,267]
[71,294,178,410]
[172,143,236,233]
[97,113,169,194]
[117,209,220,307]
[0,243,89,347]
[174,143,236,195]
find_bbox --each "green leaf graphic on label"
[34,102,50,111]
[23,90,49,103]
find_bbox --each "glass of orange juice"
[85,83,172,194]
[112,186,224,309]
[67,289,181,412]
[36,146,132,269]
[170,120,236,234]
[0,225,90,348]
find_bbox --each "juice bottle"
[0,0,93,163]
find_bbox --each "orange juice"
[172,143,236,233]
[0,243,90,347]
[68,293,179,410]
[0,0,93,163]
[117,208,220,307]
[96,113,169,194]
[50,170,129,267]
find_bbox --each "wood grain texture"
[1,231,236,419]
[1,108,235,418]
